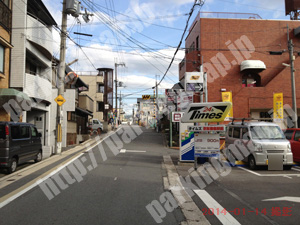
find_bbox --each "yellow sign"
[222,92,233,121]
[142,95,151,100]
[273,93,283,121]
[191,75,200,80]
[55,95,66,106]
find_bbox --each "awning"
[240,60,266,72]
[75,107,93,116]
[0,88,31,104]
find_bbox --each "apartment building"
[79,68,114,130]
[0,0,29,122]
[10,0,56,154]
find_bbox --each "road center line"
[194,189,241,225]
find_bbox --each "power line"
[157,0,205,87]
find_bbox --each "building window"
[0,0,11,31]
[67,112,76,122]
[97,102,104,112]
[196,36,199,51]
[26,59,37,75]
[97,83,104,93]
[259,112,271,122]
[0,44,4,73]
[242,73,261,87]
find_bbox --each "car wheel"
[248,155,257,170]
[7,158,17,174]
[35,151,43,163]
[97,128,101,135]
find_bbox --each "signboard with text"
[222,91,233,121]
[194,133,220,157]
[181,102,232,123]
[185,72,204,92]
[172,112,184,122]
[273,93,283,122]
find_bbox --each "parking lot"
[191,164,300,225]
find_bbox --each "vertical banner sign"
[273,93,283,122]
[180,122,195,162]
[177,91,193,112]
[222,92,233,121]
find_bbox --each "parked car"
[225,121,293,170]
[283,128,300,163]
[0,122,43,174]
[88,118,103,134]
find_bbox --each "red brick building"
[179,12,300,127]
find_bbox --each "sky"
[43,0,290,114]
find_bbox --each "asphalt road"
[172,154,300,225]
[0,126,184,225]
[195,166,300,225]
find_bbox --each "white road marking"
[283,175,292,179]
[194,189,241,225]
[239,167,261,176]
[114,177,117,181]
[126,150,146,153]
[292,167,300,172]
[262,196,300,203]
[0,129,121,209]
[119,149,146,153]
[238,167,300,177]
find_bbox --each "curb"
[163,155,211,225]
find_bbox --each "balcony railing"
[78,95,94,113]
[0,0,12,31]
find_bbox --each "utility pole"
[56,0,67,154]
[132,107,134,124]
[115,62,125,127]
[288,25,298,128]
[119,90,121,123]
[155,75,159,131]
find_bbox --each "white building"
[10,0,57,157]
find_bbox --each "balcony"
[0,1,11,31]
[95,92,104,102]
[26,15,53,59]
[24,73,52,103]
[78,94,94,113]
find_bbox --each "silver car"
[225,121,293,170]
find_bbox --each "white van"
[88,119,103,134]
[225,121,293,170]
